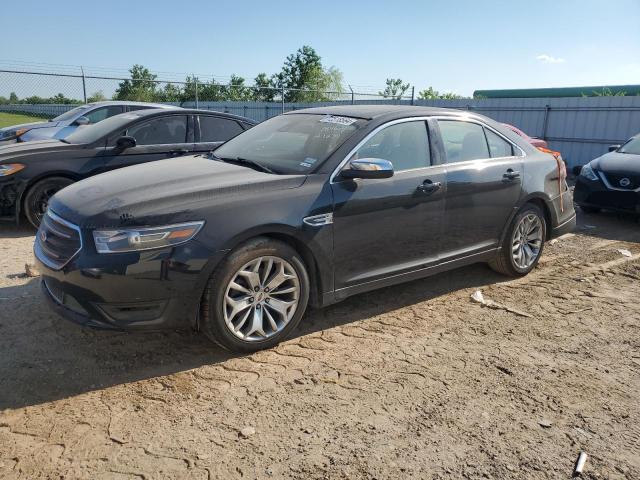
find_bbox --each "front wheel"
[200,237,310,352]
[23,177,74,228]
[489,204,546,277]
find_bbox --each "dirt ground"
[0,210,639,480]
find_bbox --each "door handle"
[417,180,442,195]
[503,169,521,181]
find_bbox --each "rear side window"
[85,105,124,124]
[437,120,489,163]
[485,129,514,157]
[351,121,430,171]
[199,116,244,142]
[127,115,188,145]
[127,105,154,112]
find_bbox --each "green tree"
[379,78,411,99]
[252,72,276,102]
[223,74,251,101]
[156,83,182,103]
[9,92,18,103]
[417,86,464,100]
[87,90,107,103]
[114,64,158,101]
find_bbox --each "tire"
[200,237,310,353]
[23,177,74,228]
[489,203,547,277]
[579,205,600,214]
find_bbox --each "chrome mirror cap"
[340,158,394,179]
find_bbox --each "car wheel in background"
[489,203,547,277]
[200,237,310,352]
[24,177,74,228]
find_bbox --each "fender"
[498,192,555,247]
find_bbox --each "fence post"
[411,86,415,105]
[194,77,199,109]
[80,66,87,103]
[281,85,285,114]
[542,105,550,140]
[349,84,354,105]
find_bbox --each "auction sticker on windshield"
[319,115,358,126]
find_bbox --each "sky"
[3,0,640,97]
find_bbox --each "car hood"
[49,155,308,227]
[0,139,77,162]
[591,151,640,174]
[0,120,52,133]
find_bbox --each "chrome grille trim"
[35,210,83,270]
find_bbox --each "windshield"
[64,112,142,145]
[619,136,640,155]
[51,105,91,122]
[213,113,366,174]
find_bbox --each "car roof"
[85,100,175,108]
[285,104,467,121]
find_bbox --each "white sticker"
[319,115,357,126]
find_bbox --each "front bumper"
[35,232,223,331]
[574,176,640,214]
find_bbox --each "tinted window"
[438,120,490,163]
[351,121,430,171]
[199,116,244,142]
[52,105,90,122]
[126,116,187,145]
[84,105,124,124]
[485,129,513,157]
[127,105,154,112]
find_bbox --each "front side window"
[199,116,244,142]
[52,105,90,122]
[485,128,514,158]
[84,105,124,124]
[438,120,490,163]
[126,116,188,145]
[350,121,430,171]
[214,113,366,174]
[619,136,640,155]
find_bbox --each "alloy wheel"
[223,256,300,342]
[511,213,543,270]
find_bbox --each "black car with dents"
[0,108,256,227]
[34,105,576,352]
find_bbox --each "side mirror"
[116,136,136,150]
[75,116,90,126]
[608,145,621,152]
[340,158,394,180]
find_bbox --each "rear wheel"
[489,203,546,277]
[200,237,310,352]
[24,177,74,228]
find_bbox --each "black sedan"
[0,108,256,227]
[35,105,576,352]
[574,134,640,214]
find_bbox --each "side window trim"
[330,117,434,183]
[433,116,525,166]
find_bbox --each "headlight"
[93,221,204,253]
[0,164,25,176]
[580,164,599,181]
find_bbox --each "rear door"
[101,114,194,171]
[435,119,523,259]
[193,114,246,153]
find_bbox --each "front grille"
[602,172,640,191]
[35,211,82,270]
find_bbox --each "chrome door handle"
[503,170,520,180]
[417,180,442,194]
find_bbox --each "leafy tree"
[417,86,464,100]
[252,73,276,102]
[87,90,107,103]
[379,78,411,99]
[156,83,182,103]
[114,64,158,101]
[223,74,252,101]
[9,92,18,103]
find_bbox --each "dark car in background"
[574,133,640,214]
[0,101,175,143]
[0,108,256,226]
[34,105,575,353]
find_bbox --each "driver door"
[331,120,445,290]
[102,114,195,171]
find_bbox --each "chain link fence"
[0,67,415,122]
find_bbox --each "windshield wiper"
[211,155,278,174]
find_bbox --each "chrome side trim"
[303,213,333,227]
[329,115,526,184]
[598,170,640,192]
